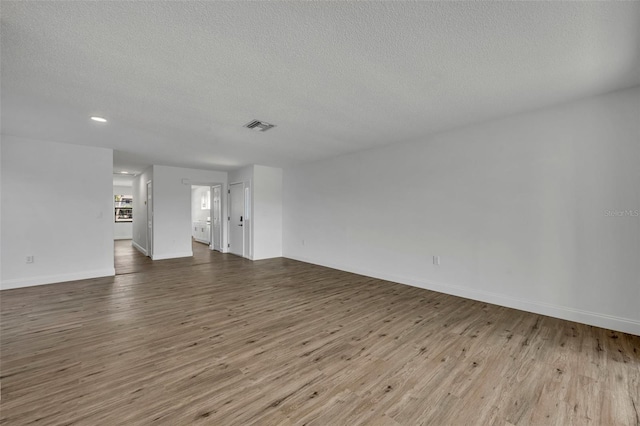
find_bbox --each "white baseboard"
[114,236,133,241]
[152,251,193,260]
[1,268,116,291]
[253,254,282,260]
[132,240,148,256]
[284,253,640,336]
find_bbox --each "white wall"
[113,184,133,240]
[132,167,153,255]
[283,87,640,335]
[152,165,226,260]
[228,166,254,185]
[1,136,115,289]
[253,165,283,260]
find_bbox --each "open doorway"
[113,173,138,274]
[146,180,153,258]
[191,185,211,246]
[191,184,223,251]
[211,186,222,251]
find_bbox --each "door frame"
[228,180,251,259]
[228,182,245,258]
[211,185,223,252]
[146,180,153,258]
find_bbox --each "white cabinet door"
[193,221,210,244]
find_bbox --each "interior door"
[229,183,244,256]
[146,181,153,258]
[212,186,222,251]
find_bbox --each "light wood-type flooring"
[1,240,639,425]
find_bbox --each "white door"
[146,181,153,258]
[229,183,244,256]
[212,186,222,251]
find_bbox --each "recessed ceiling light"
[91,116,107,123]
[244,119,276,132]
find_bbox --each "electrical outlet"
[26,256,34,264]
[302,239,305,246]
[433,255,440,266]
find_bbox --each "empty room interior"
[1,2,639,425]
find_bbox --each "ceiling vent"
[244,119,276,132]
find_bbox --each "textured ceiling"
[2,1,639,172]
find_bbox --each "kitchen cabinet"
[193,221,210,244]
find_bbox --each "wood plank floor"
[1,240,639,425]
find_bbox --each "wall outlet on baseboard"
[302,239,305,246]
[26,255,34,264]
[433,255,440,266]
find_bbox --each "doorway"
[212,186,222,251]
[229,182,244,257]
[146,181,153,258]
[190,183,224,252]
[191,185,211,246]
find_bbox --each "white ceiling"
[2,1,639,173]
